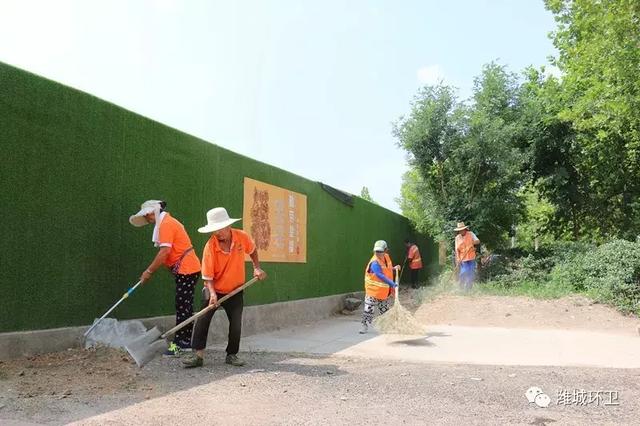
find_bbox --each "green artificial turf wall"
[0,61,437,332]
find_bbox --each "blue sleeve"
[369,261,396,287]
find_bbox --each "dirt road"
[1,293,639,425]
[415,293,640,335]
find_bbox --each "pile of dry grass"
[373,293,425,335]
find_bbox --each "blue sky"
[0,0,557,212]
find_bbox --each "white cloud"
[416,64,445,85]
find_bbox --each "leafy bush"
[479,254,552,290]
[479,241,592,286]
[478,254,511,282]
[478,240,640,314]
[536,241,594,265]
[552,240,640,313]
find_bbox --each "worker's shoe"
[163,342,181,357]
[181,354,204,368]
[359,323,368,334]
[225,354,245,367]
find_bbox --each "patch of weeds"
[479,278,575,299]
[469,239,640,315]
[415,272,459,303]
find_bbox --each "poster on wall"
[243,177,307,263]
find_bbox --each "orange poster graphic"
[243,177,307,263]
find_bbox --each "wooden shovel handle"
[456,245,475,266]
[161,277,260,338]
[394,268,400,300]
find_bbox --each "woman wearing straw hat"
[359,240,401,334]
[454,222,480,290]
[129,200,201,356]
[182,207,267,368]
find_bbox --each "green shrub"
[576,240,640,313]
[537,241,594,264]
[479,241,592,287]
[478,240,640,313]
[478,254,511,282]
[548,258,582,289]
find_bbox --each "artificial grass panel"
[0,61,437,332]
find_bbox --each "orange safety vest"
[364,253,394,300]
[455,232,477,262]
[407,244,423,269]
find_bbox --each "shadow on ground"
[390,331,451,347]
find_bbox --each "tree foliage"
[394,64,526,248]
[517,68,591,240]
[545,0,640,238]
[359,186,377,204]
[397,0,640,246]
[515,185,555,249]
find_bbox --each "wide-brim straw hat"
[454,222,469,232]
[198,207,241,233]
[129,200,163,227]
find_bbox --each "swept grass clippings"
[373,296,425,335]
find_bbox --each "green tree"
[545,0,640,238]
[359,186,377,204]
[397,168,445,240]
[395,63,526,248]
[516,67,591,240]
[515,185,555,250]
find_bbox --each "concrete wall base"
[0,292,363,360]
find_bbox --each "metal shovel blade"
[124,326,166,368]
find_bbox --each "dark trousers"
[191,287,244,355]
[173,272,199,347]
[410,268,420,288]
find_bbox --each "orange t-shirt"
[157,213,201,275]
[201,229,256,294]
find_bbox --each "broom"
[373,268,425,335]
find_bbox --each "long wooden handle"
[394,269,400,302]
[161,277,260,338]
[457,245,475,264]
[399,257,408,283]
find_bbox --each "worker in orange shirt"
[360,240,401,334]
[404,238,423,288]
[182,207,267,368]
[454,222,480,290]
[129,200,202,356]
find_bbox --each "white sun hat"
[129,200,163,227]
[198,207,241,233]
[373,240,388,252]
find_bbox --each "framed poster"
[243,177,307,263]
